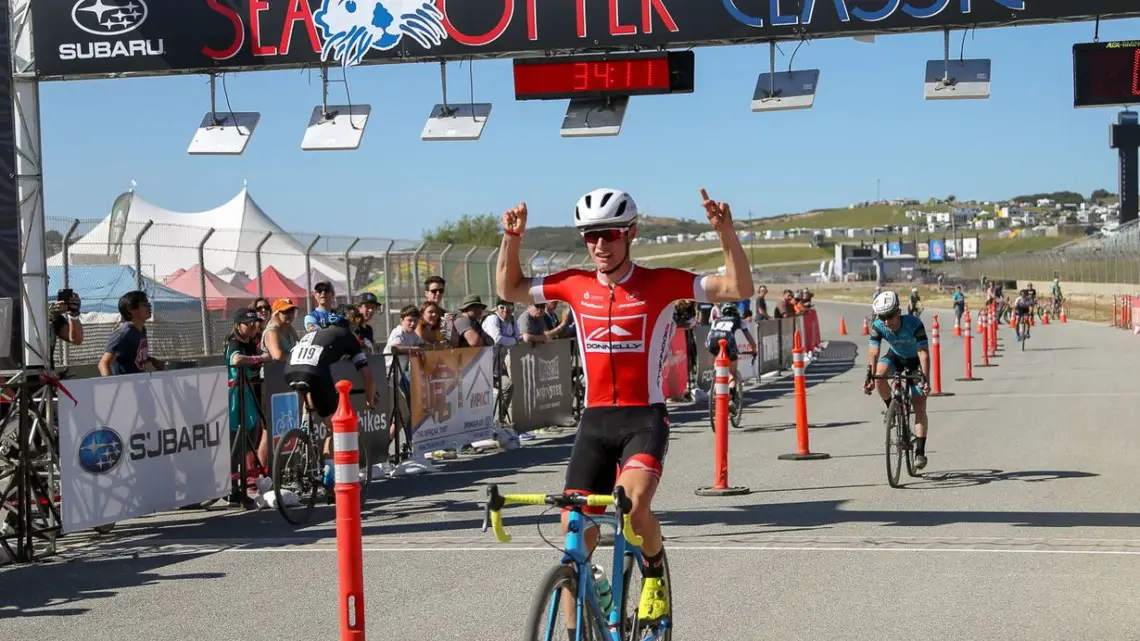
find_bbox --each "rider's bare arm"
[866,345,881,369]
[917,347,931,379]
[699,192,755,303]
[495,203,535,304]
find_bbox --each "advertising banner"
[757,319,781,374]
[917,242,929,261]
[409,346,494,458]
[0,298,10,360]
[695,322,760,386]
[887,242,901,257]
[261,355,392,465]
[510,339,574,432]
[31,1,1140,79]
[962,237,979,259]
[929,239,946,263]
[0,0,18,365]
[58,367,231,534]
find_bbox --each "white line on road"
[192,545,1140,557]
[983,393,1140,398]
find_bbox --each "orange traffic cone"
[1060,307,1067,323]
[1042,313,1050,325]
[861,318,869,335]
[839,317,848,335]
[953,317,961,337]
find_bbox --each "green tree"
[1091,188,1116,200]
[423,213,501,246]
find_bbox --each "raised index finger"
[699,188,710,202]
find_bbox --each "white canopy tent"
[48,185,346,284]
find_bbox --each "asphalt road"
[3,302,1139,640]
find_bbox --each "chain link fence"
[45,216,588,366]
[940,220,1140,286]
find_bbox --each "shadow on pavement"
[901,468,1100,490]
[0,552,221,618]
[736,420,865,433]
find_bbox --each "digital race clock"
[512,51,695,101]
[1073,41,1140,108]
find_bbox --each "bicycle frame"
[555,508,643,641]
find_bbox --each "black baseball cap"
[358,292,379,306]
[233,308,260,324]
[314,281,334,293]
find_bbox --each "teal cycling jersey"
[869,314,929,359]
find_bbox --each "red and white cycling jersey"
[530,264,710,408]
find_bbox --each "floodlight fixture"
[560,97,629,138]
[188,73,260,155]
[301,65,371,151]
[752,42,820,112]
[925,29,992,100]
[422,61,492,141]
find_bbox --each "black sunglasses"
[427,288,444,295]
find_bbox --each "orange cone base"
[927,392,955,397]
[955,376,983,382]
[695,485,751,496]
[778,451,831,461]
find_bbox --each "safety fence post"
[332,380,366,641]
[956,310,982,382]
[695,339,750,496]
[928,315,952,397]
[778,330,830,462]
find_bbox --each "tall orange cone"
[839,317,848,335]
[332,380,366,641]
[953,316,961,337]
[695,339,751,496]
[1060,307,1067,323]
[778,330,830,462]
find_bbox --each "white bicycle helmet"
[872,290,901,317]
[574,188,638,231]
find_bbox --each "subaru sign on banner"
[58,368,231,533]
[510,340,574,432]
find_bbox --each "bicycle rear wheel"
[902,404,919,478]
[525,564,608,641]
[884,399,904,488]
[624,550,673,641]
[271,428,319,525]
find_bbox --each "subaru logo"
[77,427,124,475]
[71,0,148,37]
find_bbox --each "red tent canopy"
[246,265,307,301]
[164,264,257,316]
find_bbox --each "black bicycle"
[869,371,925,488]
[271,381,372,525]
[1016,314,1031,351]
[706,353,754,432]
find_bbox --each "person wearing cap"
[451,295,493,348]
[261,299,300,371]
[356,292,381,353]
[304,281,336,332]
[520,301,549,345]
[482,298,519,347]
[226,308,272,506]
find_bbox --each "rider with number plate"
[284,305,378,488]
[705,302,757,393]
[1013,290,1033,341]
[863,291,933,470]
[496,187,754,626]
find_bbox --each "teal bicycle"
[483,485,673,641]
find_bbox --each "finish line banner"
[31,1,1140,78]
[58,368,231,534]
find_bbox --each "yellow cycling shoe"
[637,576,670,622]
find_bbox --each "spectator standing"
[356,292,380,353]
[483,299,519,347]
[754,285,770,321]
[261,298,300,371]
[225,308,269,506]
[98,290,164,376]
[417,301,448,347]
[48,288,84,368]
[423,276,454,342]
[952,286,966,324]
[304,281,335,332]
[384,305,425,460]
[450,295,493,348]
[773,289,795,319]
[520,302,548,345]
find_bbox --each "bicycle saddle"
[289,381,310,393]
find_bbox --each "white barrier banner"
[59,367,231,533]
[409,346,495,458]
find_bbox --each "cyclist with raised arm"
[862,291,933,470]
[706,302,758,396]
[496,187,754,626]
[284,305,378,489]
[1012,289,1033,342]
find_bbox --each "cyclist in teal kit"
[863,291,933,470]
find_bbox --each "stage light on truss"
[422,103,492,141]
[301,105,372,151]
[561,97,628,138]
[752,69,820,112]
[924,58,992,100]
[187,111,261,155]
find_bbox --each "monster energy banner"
[510,339,574,433]
[0,0,19,365]
[260,355,392,466]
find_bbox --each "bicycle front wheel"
[885,400,904,489]
[272,428,319,525]
[525,564,608,641]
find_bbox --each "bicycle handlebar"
[869,372,926,382]
[481,484,643,547]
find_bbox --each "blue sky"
[40,17,1140,238]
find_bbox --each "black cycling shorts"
[283,370,338,418]
[706,334,740,361]
[564,404,671,514]
[878,350,920,375]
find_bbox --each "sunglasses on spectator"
[256,306,271,312]
[427,288,444,295]
[583,228,626,244]
[314,286,333,294]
